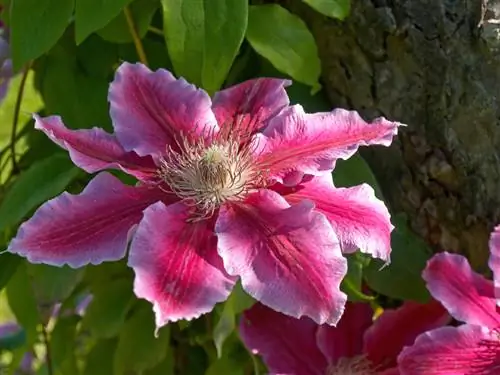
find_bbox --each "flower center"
[159,138,258,218]
[326,356,375,375]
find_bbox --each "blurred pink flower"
[240,300,449,375]
[7,62,400,331]
[398,226,500,374]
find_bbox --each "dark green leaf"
[364,214,432,302]
[161,0,248,92]
[82,278,134,339]
[84,339,117,375]
[0,153,80,232]
[5,263,40,343]
[10,0,74,69]
[246,4,321,91]
[51,315,79,373]
[113,306,171,374]
[75,0,134,44]
[98,0,159,43]
[144,350,175,375]
[0,253,22,291]
[340,253,373,302]
[332,154,385,200]
[302,0,350,20]
[28,264,84,305]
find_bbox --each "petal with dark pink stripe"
[285,175,393,261]
[216,189,348,325]
[109,63,218,157]
[128,202,235,330]
[240,302,327,375]
[398,325,500,375]
[488,225,500,307]
[8,173,164,268]
[423,252,500,329]
[212,78,291,136]
[363,300,450,370]
[34,115,156,180]
[255,105,401,179]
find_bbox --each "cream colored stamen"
[326,356,375,375]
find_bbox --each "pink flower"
[7,62,400,330]
[398,226,500,374]
[240,300,449,375]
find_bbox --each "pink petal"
[363,300,450,370]
[316,302,373,363]
[215,189,348,325]
[398,325,500,374]
[423,252,500,329]
[8,173,165,268]
[34,115,156,180]
[240,302,327,375]
[284,175,393,261]
[488,225,500,307]
[109,62,218,157]
[128,202,235,330]
[255,105,401,179]
[212,78,291,136]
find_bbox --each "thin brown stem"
[10,61,32,174]
[124,6,149,66]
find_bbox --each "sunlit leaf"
[10,0,74,69]
[302,0,350,20]
[161,0,248,92]
[246,4,321,91]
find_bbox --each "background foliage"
[0,0,432,373]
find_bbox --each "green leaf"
[213,283,254,358]
[0,153,80,232]
[5,263,40,343]
[113,305,171,375]
[340,253,373,302]
[10,0,74,70]
[75,0,134,44]
[302,0,350,20]
[144,350,175,375]
[51,315,80,374]
[161,0,248,92]
[82,278,134,339]
[246,4,321,91]
[332,153,385,200]
[84,339,117,375]
[0,253,22,291]
[28,264,84,305]
[98,0,160,43]
[364,214,432,302]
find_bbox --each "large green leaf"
[0,153,80,232]
[82,278,134,339]
[5,263,40,343]
[246,4,321,91]
[10,0,74,69]
[364,214,432,302]
[83,339,118,375]
[161,0,248,92]
[51,315,80,374]
[113,305,171,374]
[0,253,21,291]
[75,0,134,44]
[302,0,350,20]
[27,264,84,305]
[98,0,159,43]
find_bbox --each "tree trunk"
[284,0,500,271]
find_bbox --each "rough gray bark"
[286,0,500,270]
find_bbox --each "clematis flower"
[240,300,449,375]
[398,226,500,374]
[6,62,401,330]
